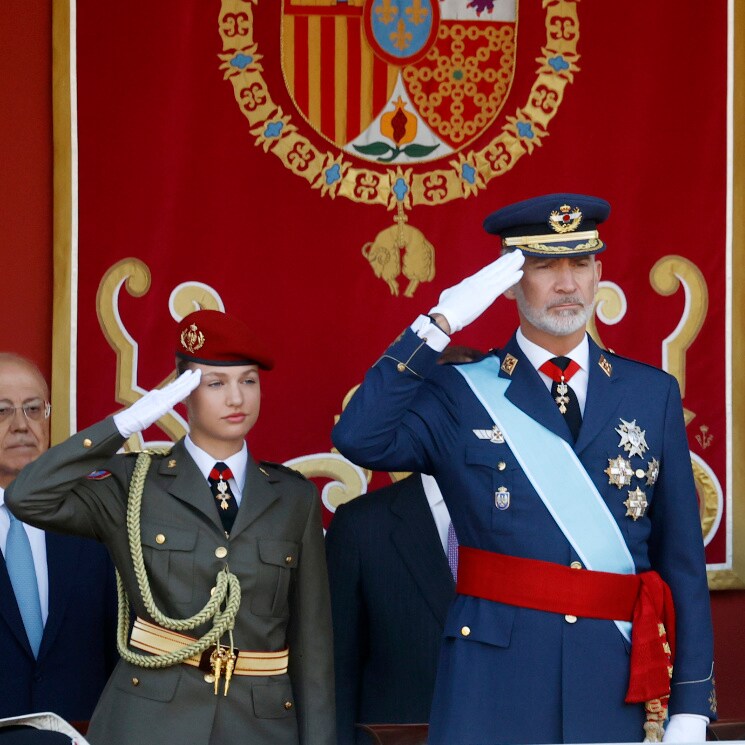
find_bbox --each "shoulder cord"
[116,449,242,668]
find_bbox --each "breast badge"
[645,458,660,486]
[473,425,505,444]
[605,456,633,489]
[624,487,648,521]
[615,418,649,458]
[495,487,511,510]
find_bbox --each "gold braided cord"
[115,450,242,669]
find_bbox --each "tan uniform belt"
[130,617,289,676]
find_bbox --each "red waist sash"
[456,546,676,704]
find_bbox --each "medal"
[624,487,648,521]
[605,456,634,489]
[554,380,570,414]
[216,478,230,510]
[645,457,660,486]
[615,418,649,458]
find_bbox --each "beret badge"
[548,204,582,234]
[180,323,205,354]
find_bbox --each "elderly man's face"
[0,358,50,488]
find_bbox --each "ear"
[504,285,518,301]
[594,259,603,282]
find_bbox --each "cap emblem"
[180,323,205,354]
[548,204,582,234]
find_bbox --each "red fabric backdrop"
[63,1,731,571]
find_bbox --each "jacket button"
[82,438,92,448]
[565,614,578,624]
[284,701,293,710]
[204,674,215,684]
[155,534,166,545]
[570,561,582,569]
[285,556,293,564]
[215,546,228,559]
[497,461,506,471]
[396,363,406,373]
[461,626,471,637]
[132,677,140,686]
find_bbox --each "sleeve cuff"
[410,315,450,352]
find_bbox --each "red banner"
[53,0,739,584]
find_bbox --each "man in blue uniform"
[332,194,715,744]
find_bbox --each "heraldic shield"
[281,0,518,160]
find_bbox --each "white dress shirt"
[420,473,452,555]
[183,436,248,506]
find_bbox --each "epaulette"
[259,461,308,480]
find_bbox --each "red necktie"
[538,356,582,441]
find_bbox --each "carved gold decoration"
[691,453,723,546]
[283,453,368,512]
[361,203,435,296]
[650,256,708,425]
[588,281,627,350]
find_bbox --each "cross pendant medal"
[555,379,570,415]
[217,479,230,510]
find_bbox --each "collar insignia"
[598,354,612,377]
[501,354,518,375]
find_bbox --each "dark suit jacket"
[325,475,455,745]
[0,528,117,722]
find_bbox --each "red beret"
[176,309,274,370]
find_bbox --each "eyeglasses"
[0,400,51,423]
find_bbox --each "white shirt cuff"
[410,315,450,353]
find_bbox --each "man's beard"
[513,285,594,336]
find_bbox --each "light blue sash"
[455,356,634,639]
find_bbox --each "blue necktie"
[446,521,459,582]
[5,511,43,656]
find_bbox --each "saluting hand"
[113,368,202,438]
[428,250,525,334]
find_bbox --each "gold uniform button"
[155,534,166,545]
[565,614,578,624]
[497,461,506,471]
[215,546,228,559]
[131,677,139,686]
[461,626,471,637]
[285,556,293,565]
[396,363,406,373]
[570,561,582,569]
[284,701,293,710]
[82,438,93,448]
[204,673,215,684]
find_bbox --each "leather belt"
[130,617,289,676]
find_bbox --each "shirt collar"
[184,436,248,492]
[515,328,589,373]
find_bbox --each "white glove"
[662,714,708,743]
[428,250,525,333]
[113,369,202,438]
